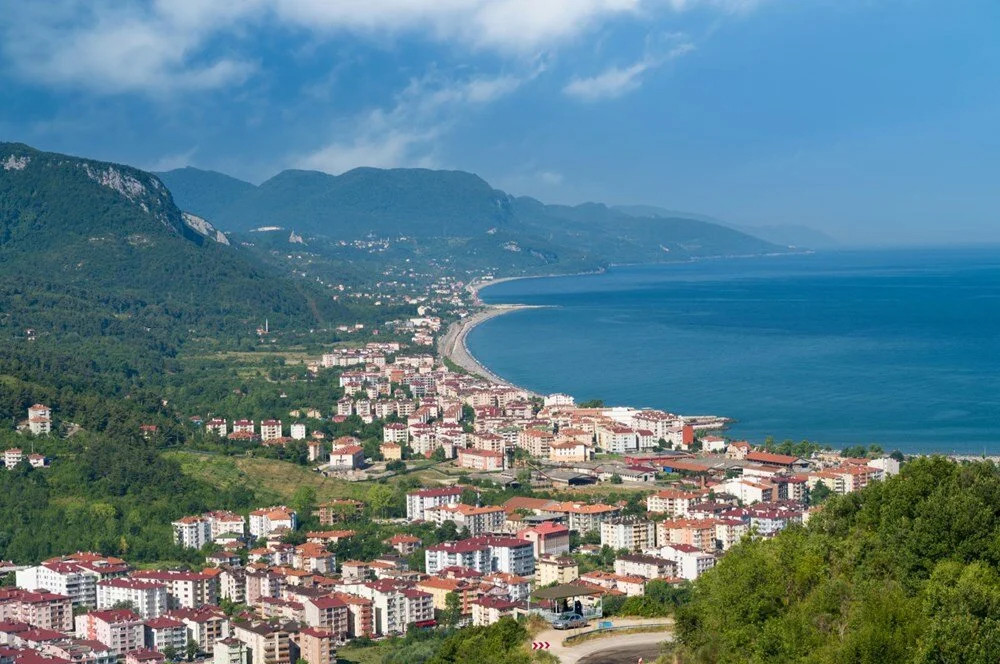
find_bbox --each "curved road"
[578,643,664,664]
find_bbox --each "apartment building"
[601,518,656,552]
[97,579,168,619]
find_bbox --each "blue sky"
[2,0,998,245]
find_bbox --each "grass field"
[165,450,455,504]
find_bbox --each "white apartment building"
[16,562,100,607]
[172,516,212,549]
[423,504,505,536]
[601,518,657,551]
[290,423,307,440]
[249,506,297,537]
[27,404,52,435]
[259,420,283,441]
[405,487,465,521]
[97,578,168,619]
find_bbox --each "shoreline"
[438,304,547,395]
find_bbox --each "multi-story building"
[471,597,519,627]
[290,424,307,441]
[248,507,297,538]
[646,489,707,517]
[301,597,348,637]
[517,522,570,557]
[16,561,102,607]
[168,606,230,654]
[172,516,212,550]
[206,419,228,437]
[232,420,255,436]
[456,448,504,471]
[405,487,465,521]
[259,420,283,441]
[131,571,218,610]
[516,429,554,457]
[595,425,638,454]
[0,588,74,632]
[423,504,505,536]
[97,578,168,619]
[654,543,716,580]
[144,616,188,653]
[27,404,52,436]
[75,609,145,655]
[212,637,250,664]
[601,518,656,551]
[328,445,365,470]
[655,519,718,552]
[535,555,579,586]
[544,502,621,533]
[232,621,294,664]
[291,627,337,664]
[614,554,677,580]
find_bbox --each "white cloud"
[0,0,762,96]
[294,68,537,174]
[563,38,694,101]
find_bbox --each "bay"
[470,247,1000,453]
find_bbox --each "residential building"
[143,617,187,653]
[290,424,307,441]
[517,522,570,557]
[27,405,52,436]
[212,638,250,664]
[601,518,656,551]
[75,609,144,656]
[405,487,464,521]
[172,516,212,550]
[168,606,230,654]
[471,597,519,627]
[248,507,297,538]
[232,621,294,664]
[535,555,579,586]
[131,571,218,610]
[290,627,337,664]
[614,554,677,580]
[97,579,167,619]
[456,448,503,471]
[423,504,505,536]
[259,420,283,441]
[328,445,364,470]
[544,502,621,533]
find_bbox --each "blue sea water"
[470,248,1000,454]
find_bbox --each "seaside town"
[0,274,906,664]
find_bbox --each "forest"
[675,456,1000,663]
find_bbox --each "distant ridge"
[158,165,789,267]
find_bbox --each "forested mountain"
[158,165,786,271]
[676,457,1000,664]
[0,143,348,339]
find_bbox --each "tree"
[162,646,177,661]
[609,473,623,484]
[367,483,394,518]
[442,591,463,627]
[430,447,447,462]
[809,480,833,505]
[291,485,317,525]
[578,399,604,408]
[185,639,198,661]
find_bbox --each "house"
[384,534,421,556]
[328,445,365,470]
[726,440,751,459]
[700,435,727,453]
[380,443,402,461]
[27,405,52,436]
[3,449,24,469]
[471,597,519,627]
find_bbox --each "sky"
[1,0,999,245]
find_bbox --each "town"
[1,312,902,664]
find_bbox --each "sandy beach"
[438,304,544,394]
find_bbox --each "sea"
[469,247,1000,454]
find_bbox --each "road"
[577,643,665,664]
[531,619,673,664]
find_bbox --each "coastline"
[438,304,547,394]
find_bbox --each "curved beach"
[438,304,542,393]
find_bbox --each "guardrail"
[562,622,672,646]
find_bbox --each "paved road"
[577,643,664,664]
[532,620,673,664]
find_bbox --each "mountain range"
[157,166,795,270]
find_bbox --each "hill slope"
[159,165,785,272]
[0,143,351,393]
[677,457,1000,663]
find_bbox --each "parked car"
[552,612,587,630]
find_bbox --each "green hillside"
[676,457,1000,664]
